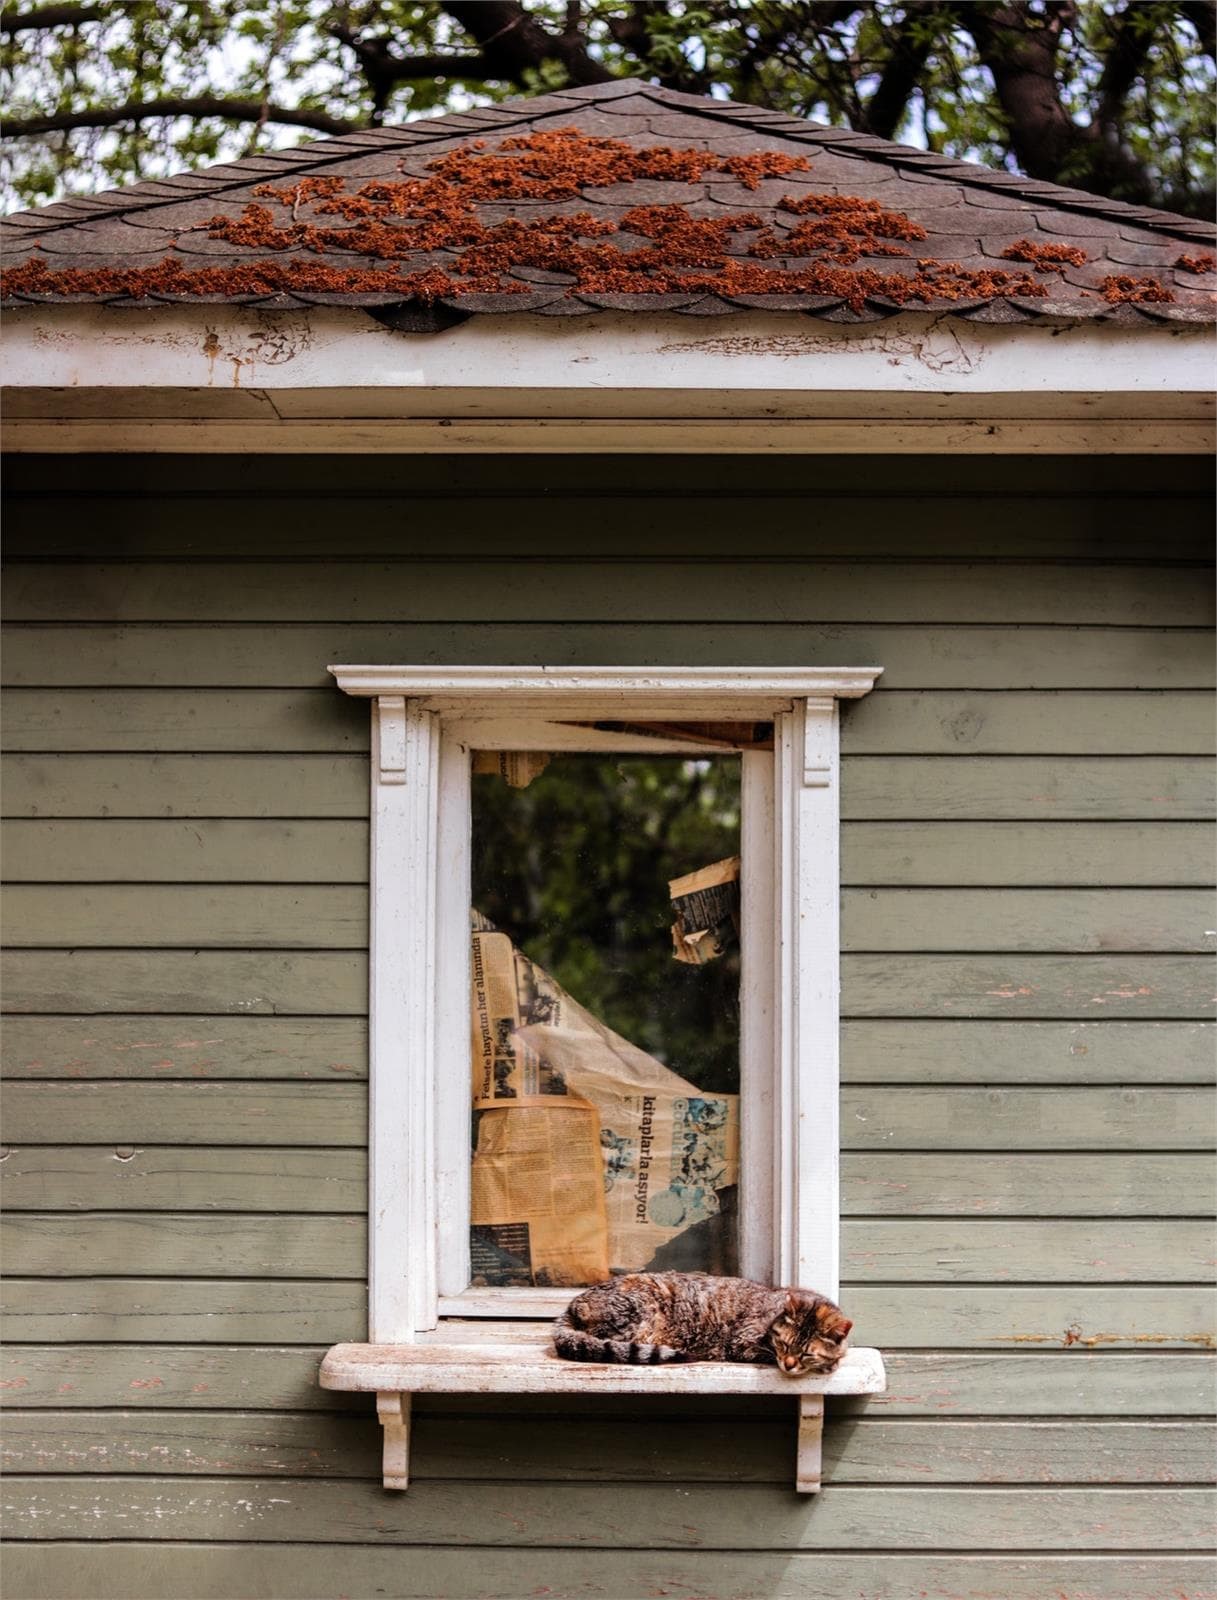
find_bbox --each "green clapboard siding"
[5,560,1212,625]
[839,1019,1216,1083]
[0,1147,371,1212]
[0,819,369,882]
[3,1550,1214,1600]
[2,455,1213,1600]
[3,1477,1214,1548]
[5,752,1216,821]
[3,622,1215,689]
[3,1411,1213,1484]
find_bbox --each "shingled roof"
[3,78,1214,325]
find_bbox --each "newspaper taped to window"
[470,925,739,1287]
[669,855,741,965]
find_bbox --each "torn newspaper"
[470,927,738,1286]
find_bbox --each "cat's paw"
[628,1342,682,1364]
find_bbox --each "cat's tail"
[552,1325,682,1365]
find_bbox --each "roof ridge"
[619,82,1215,242]
[4,74,1213,245]
[0,87,588,236]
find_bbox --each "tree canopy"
[2,1,1214,219]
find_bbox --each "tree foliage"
[2,1,1213,218]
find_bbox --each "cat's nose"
[781,1356,799,1371]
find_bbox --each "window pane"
[469,752,741,1288]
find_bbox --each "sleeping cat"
[552,1271,852,1374]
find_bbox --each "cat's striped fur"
[552,1271,852,1374]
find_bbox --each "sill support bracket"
[796,1394,824,1494]
[376,1390,411,1491]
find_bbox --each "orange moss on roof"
[0,252,502,300]
[1099,273,1176,303]
[1000,238,1089,273]
[0,127,1176,311]
[1175,252,1216,273]
[0,247,1053,309]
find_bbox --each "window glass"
[468,751,741,1287]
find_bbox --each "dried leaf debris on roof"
[2,79,1214,324]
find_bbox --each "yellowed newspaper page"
[469,927,738,1282]
[470,1097,609,1286]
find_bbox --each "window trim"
[330,665,882,1342]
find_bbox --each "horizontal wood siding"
[2,454,1213,1600]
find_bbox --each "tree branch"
[964,0,1170,208]
[963,1,1080,177]
[0,4,105,33]
[1096,0,1170,134]
[328,26,487,89]
[5,96,359,139]
[860,5,950,140]
[328,21,490,119]
[441,0,614,86]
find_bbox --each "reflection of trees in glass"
[472,754,740,1095]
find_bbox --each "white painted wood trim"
[5,307,1211,396]
[375,1391,411,1492]
[434,727,473,1302]
[438,1288,576,1318]
[322,1341,887,1395]
[340,667,878,1337]
[8,309,1210,454]
[739,748,775,1283]
[774,698,842,1297]
[441,717,725,754]
[331,665,882,704]
[433,713,780,1316]
[368,697,442,1340]
[797,1395,825,1494]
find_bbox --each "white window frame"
[330,666,882,1342]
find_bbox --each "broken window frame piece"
[327,666,883,1339]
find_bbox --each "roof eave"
[2,303,1212,454]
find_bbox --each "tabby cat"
[552,1271,852,1374]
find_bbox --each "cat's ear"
[785,1289,817,1314]
[815,1303,853,1339]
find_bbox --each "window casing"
[330,666,881,1342]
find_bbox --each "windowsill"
[319,1330,886,1493]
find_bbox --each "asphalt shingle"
[2,79,1212,321]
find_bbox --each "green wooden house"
[1,79,1214,1600]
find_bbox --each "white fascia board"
[2,304,1212,398]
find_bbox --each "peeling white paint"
[2,305,1211,396]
